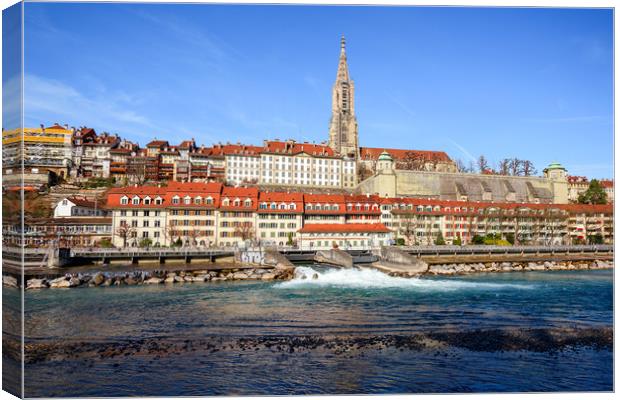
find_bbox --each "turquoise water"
[12,268,614,396]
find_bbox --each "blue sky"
[19,3,613,178]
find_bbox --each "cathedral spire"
[337,35,350,81]
[328,35,359,159]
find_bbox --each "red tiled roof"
[210,144,263,156]
[600,179,613,189]
[360,147,452,162]
[298,223,391,233]
[66,196,98,208]
[263,141,335,157]
[46,123,67,130]
[259,191,303,202]
[146,140,169,148]
[567,175,589,184]
[303,193,345,203]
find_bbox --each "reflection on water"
[20,268,613,396]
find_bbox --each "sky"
[14,3,614,178]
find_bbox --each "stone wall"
[356,169,569,204]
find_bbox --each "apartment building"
[106,185,614,248]
[256,191,304,246]
[297,223,393,250]
[217,186,259,247]
[223,144,262,185]
[72,128,121,178]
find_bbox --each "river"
[4,267,613,396]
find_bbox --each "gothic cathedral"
[328,36,359,159]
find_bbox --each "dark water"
[12,267,614,396]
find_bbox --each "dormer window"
[271,202,277,210]
[244,199,252,207]
[233,198,240,207]
[280,204,286,210]
[155,196,163,205]
[184,196,191,205]
[222,198,230,206]
[206,197,213,205]
[132,196,140,205]
[289,203,296,210]
[120,196,129,205]
[260,203,268,210]
[195,197,202,205]
[172,196,180,205]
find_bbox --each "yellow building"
[2,124,74,186]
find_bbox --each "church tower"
[328,36,359,158]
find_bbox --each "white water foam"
[275,266,533,291]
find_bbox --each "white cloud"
[24,74,155,138]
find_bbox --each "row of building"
[5,182,611,250]
[1,123,456,192]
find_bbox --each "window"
[132,196,140,205]
[172,196,180,205]
[155,197,163,205]
[144,197,151,205]
[184,196,191,205]
[143,211,150,217]
[195,197,202,205]
[121,196,129,205]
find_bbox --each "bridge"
[2,244,612,272]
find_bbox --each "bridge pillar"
[131,256,138,265]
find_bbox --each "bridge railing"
[399,244,613,254]
[70,246,238,257]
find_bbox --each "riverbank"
[1,258,613,289]
[11,326,611,365]
[3,265,294,290]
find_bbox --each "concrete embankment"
[372,247,429,276]
[314,249,353,268]
[383,259,613,277]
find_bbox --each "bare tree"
[126,160,148,185]
[521,160,537,176]
[234,222,255,241]
[398,151,426,171]
[477,155,489,174]
[116,222,136,248]
[497,159,511,175]
[401,213,416,245]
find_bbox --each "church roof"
[360,147,452,162]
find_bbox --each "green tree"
[588,233,604,245]
[395,238,406,246]
[578,179,608,204]
[99,238,113,248]
[286,232,294,246]
[472,235,485,245]
[139,238,153,248]
[505,232,515,245]
[453,236,462,246]
[434,231,446,245]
